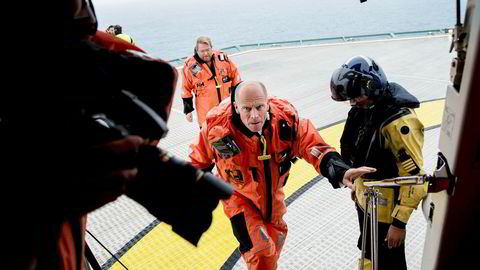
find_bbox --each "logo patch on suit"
[212,135,241,159]
[398,148,420,175]
[219,67,226,76]
[191,64,201,76]
[195,81,205,88]
[225,169,244,184]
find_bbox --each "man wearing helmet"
[330,56,426,270]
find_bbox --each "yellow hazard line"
[415,99,445,129]
[111,99,444,270]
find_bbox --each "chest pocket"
[278,119,294,141]
[225,167,245,186]
[191,64,208,94]
[221,76,233,95]
[221,154,257,192]
[277,149,297,177]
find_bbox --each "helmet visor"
[330,67,374,101]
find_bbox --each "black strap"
[209,57,217,79]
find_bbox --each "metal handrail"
[168,28,450,66]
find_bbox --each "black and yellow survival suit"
[340,82,426,270]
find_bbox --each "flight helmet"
[330,55,388,101]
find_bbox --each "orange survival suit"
[189,97,351,270]
[182,50,241,126]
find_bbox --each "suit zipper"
[258,134,273,223]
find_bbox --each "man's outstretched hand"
[342,166,376,190]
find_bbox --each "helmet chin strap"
[351,95,375,108]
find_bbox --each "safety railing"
[168,28,450,67]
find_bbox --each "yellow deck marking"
[415,99,445,129]
[111,99,444,269]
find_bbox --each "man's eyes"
[242,105,264,112]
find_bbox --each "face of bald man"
[234,83,269,133]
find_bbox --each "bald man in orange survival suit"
[182,36,241,127]
[188,81,375,270]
